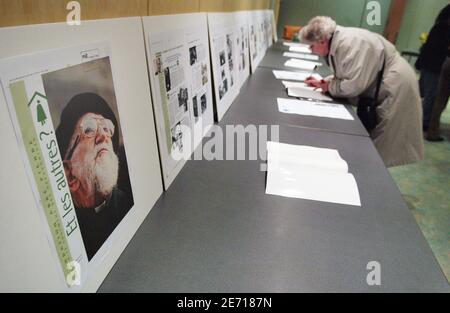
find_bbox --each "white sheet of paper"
[277,98,354,120]
[289,46,312,54]
[266,141,361,206]
[273,70,322,81]
[281,80,322,92]
[283,42,310,48]
[267,141,349,172]
[283,52,320,61]
[285,59,322,71]
[266,161,361,206]
[287,87,333,101]
[288,58,322,67]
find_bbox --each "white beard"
[93,151,119,198]
[72,149,119,206]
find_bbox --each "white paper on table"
[277,98,354,120]
[289,46,312,54]
[273,70,322,81]
[267,141,348,172]
[265,141,361,206]
[283,42,310,48]
[284,59,322,71]
[288,58,322,67]
[287,87,333,102]
[266,161,361,206]
[281,80,322,92]
[283,52,320,61]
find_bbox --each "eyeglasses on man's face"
[79,115,115,138]
[64,115,115,161]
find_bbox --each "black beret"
[55,92,119,159]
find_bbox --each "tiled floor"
[389,103,450,283]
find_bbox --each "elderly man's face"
[64,112,119,209]
[310,39,329,57]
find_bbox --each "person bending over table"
[300,16,424,168]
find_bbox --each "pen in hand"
[305,65,317,82]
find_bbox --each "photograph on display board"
[217,45,229,100]
[226,33,235,88]
[0,42,134,289]
[235,12,251,88]
[187,39,210,124]
[248,10,269,71]
[189,46,198,66]
[250,24,258,61]
[153,48,191,156]
[238,26,247,72]
[208,12,242,121]
[201,63,208,85]
[42,56,134,262]
[144,13,214,189]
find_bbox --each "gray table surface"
[222,66,369,137]
[98,45,448,292]
[270,41,291,51]
[99,124,448,292]
[259,47,333,78]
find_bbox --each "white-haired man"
[299,16,424,167]
[57,92,133,260]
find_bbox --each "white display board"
[207,12,241,122]
[248,10,267,72]
[143,13,215,190]
[0,17,163,292]
[270,9,278,43]
[264,10,275,48]
[234,11,251,90]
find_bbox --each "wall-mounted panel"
[0,17,163,292]
[235,11,251,89]
[143,13,214,190]
[208,12,241,121]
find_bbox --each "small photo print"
[164,67,171,91]
[178,87,189,112]
[226,35,234,71]
[219,79,228,100]
[154,56,162,75]
[201,63,208,86]
[42,56,134,261]
[193,95,199,118]
[219,51,226,66]
[200,93,207,114]
[189,46,198,66]
[171,122,183,152]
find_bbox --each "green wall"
[395,0,449,53]
[277,0,391,36]
[277,0,449,53]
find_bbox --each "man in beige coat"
[300,17,424,167]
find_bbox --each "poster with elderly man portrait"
[0,41,134,290]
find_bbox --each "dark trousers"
[427,57,450,139]
[419,69,440,130]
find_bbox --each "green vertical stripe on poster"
[10,81,73,286]
[156,52,173,155]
